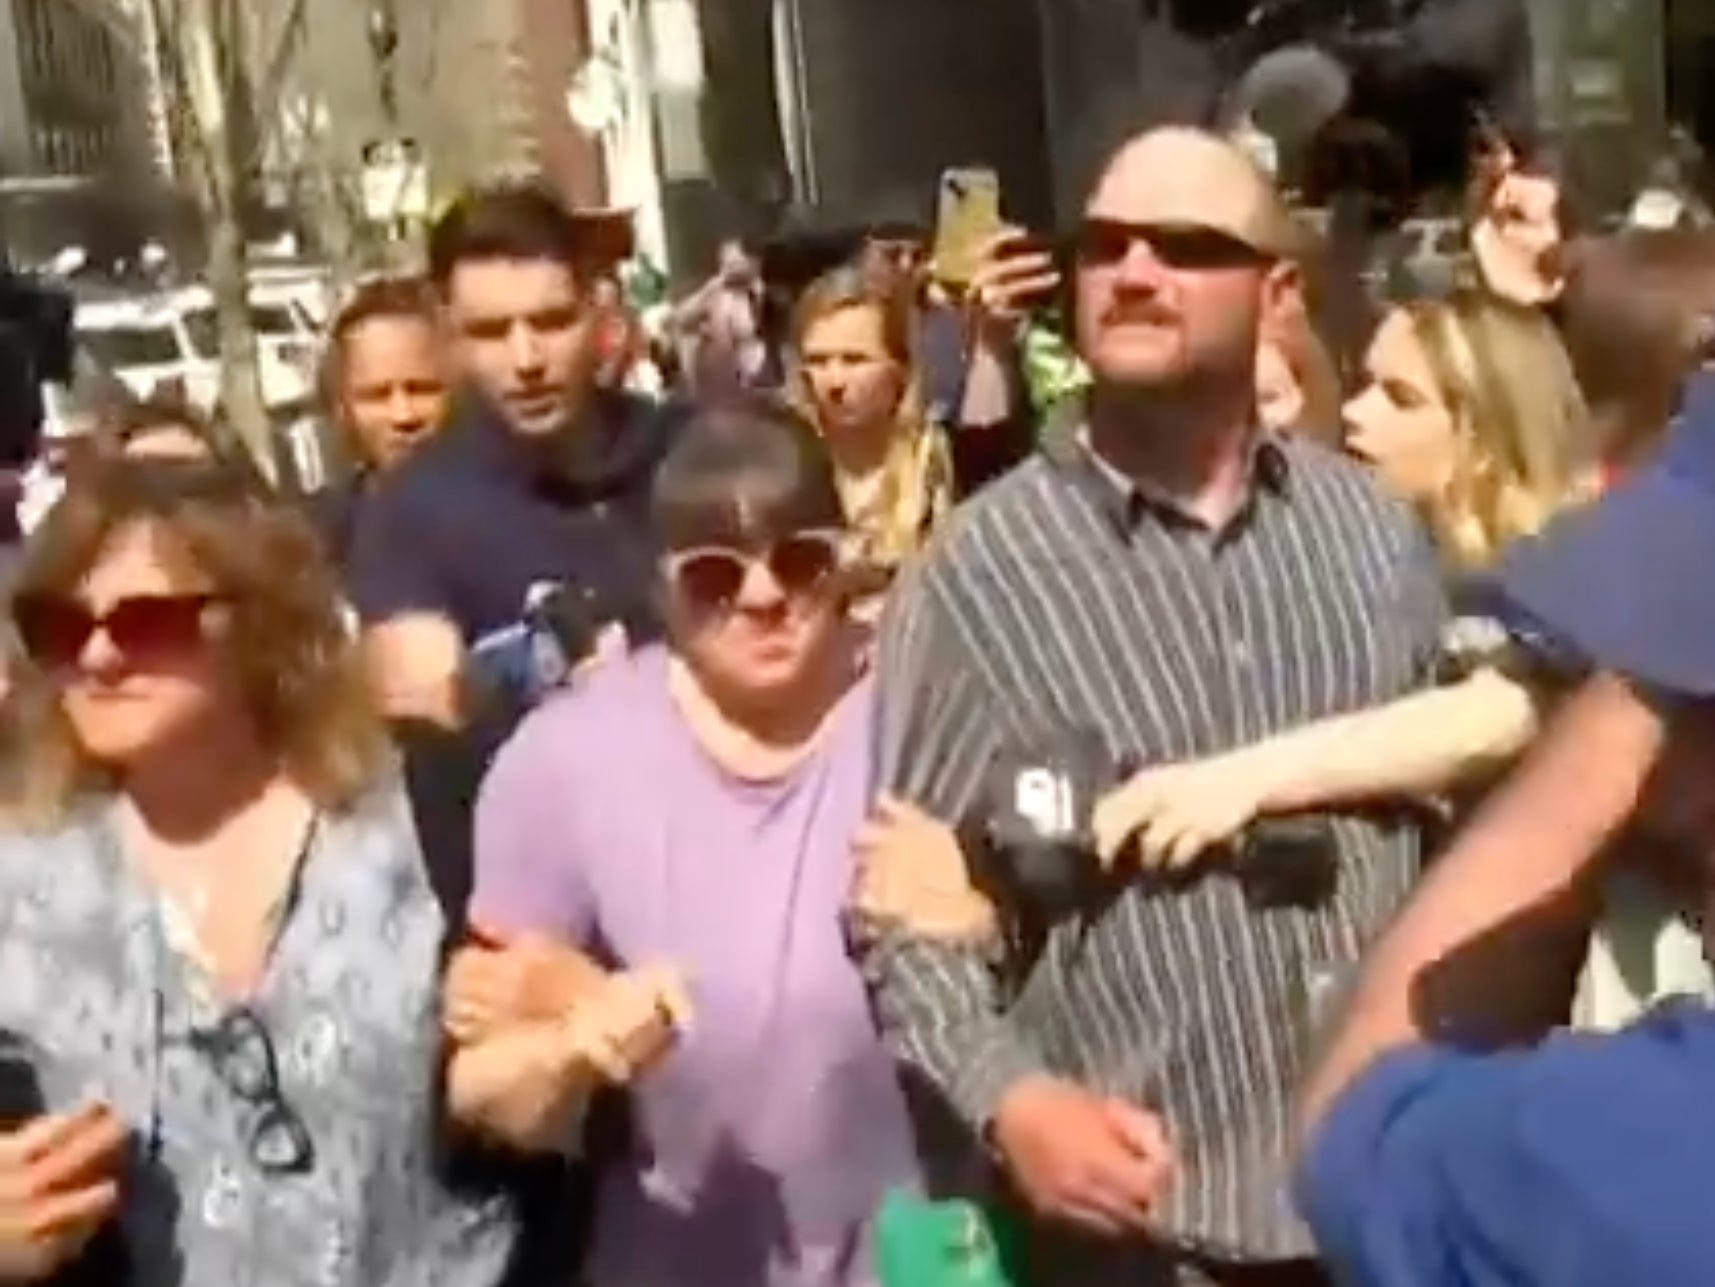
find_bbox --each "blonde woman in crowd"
[0,457,514,1285]
[788,266,954,618]
[1342,289,1597,570]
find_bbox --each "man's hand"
[989,1076,1174,1236]
[0,1105,125,1283]
[444,925,608,1045]
[1093,757,1273,869]
[365,613,466,727]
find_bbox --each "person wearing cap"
[1298,377,1715,1287]
[867,125,1444,1286]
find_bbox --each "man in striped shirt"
[868,127,1445,1286]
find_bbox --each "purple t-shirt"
[472,647,918,1287]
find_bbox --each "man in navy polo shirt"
[1297,379,1715,1287]
[349,182,679,665]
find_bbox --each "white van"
[75,289,315,412]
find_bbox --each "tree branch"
[248,0,311,164]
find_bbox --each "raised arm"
[1300,672,1664,1133]
[1095,666,1542,866]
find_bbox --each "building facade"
[1529,0,1669,214]
[0,0,157,181]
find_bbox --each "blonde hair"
[2,458,390,828]
[1401,291,1595,569]
[787,268,953,575]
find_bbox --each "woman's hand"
[851,796,997,943]
[448,964,692,1151]
[447,1022,603,1153]
[567,963,692,1084]
[965,228,1060,342]
[1093,756,1275,869]
[444,927,608,1046]
[0,1104,125,1284]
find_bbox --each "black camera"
[968,728,1341,922]
[967,728,1118,922]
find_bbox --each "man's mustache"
[1101,301,1180,328]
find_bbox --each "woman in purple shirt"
[449,399,919,1287]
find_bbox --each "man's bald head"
[1072,126,1301,400]
[1086,127,1299,260]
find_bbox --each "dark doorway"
[1667,0,1715,161]
[783,0,1054,234]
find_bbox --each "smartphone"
[932,167,1004,290]
[0,1040,44,1128]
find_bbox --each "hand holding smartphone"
[966,229,1063,329]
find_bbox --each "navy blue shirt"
[1297,1002,1715,1287]
[347,391,680,645]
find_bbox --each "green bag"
[873,1190,1026,1287]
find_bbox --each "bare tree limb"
[247,0,311,169]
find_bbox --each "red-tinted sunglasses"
[665,531,843,615]
[12,593,220,671]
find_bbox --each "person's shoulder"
[1278,435,1427,548]
[1302,1011,1715,1287]
[1278,434,1405,513]
[615,390,691,459]
[0,801,111,904]
[830,666,878,742]
[357,422,480,524]
[494,647,668,767]
[926,455,1060,555]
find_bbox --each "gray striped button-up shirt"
[867,428,1444,1269]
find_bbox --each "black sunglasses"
[12,593,219,672]
[1076,218,1272,272]
[665,530,843,615]
[188,1006,315,1175]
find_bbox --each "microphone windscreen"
[1235,44,1351,148]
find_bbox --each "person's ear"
[1260,259,1305,339]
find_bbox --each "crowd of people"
[1,108,1714,1287]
